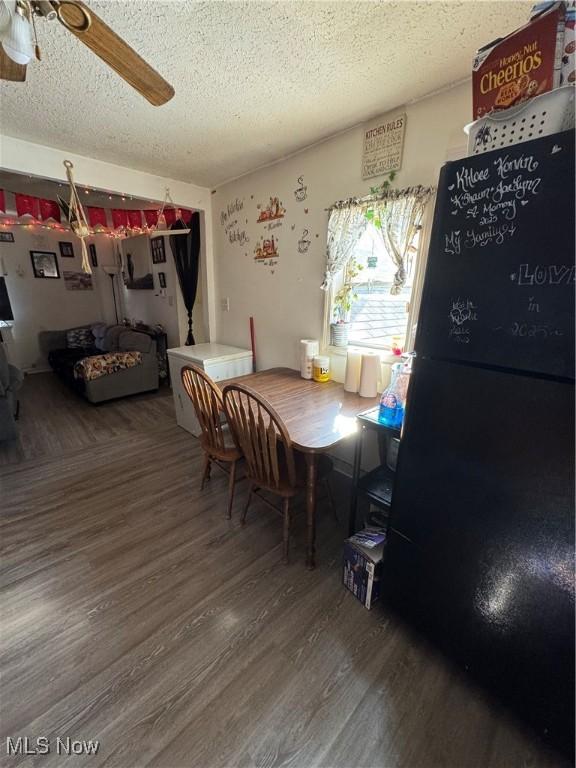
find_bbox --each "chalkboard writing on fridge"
[416,131,575,380]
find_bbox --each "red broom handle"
[249,316,256,372]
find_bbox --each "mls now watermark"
[6,736,100,756]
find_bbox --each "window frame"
[324,198,434,354]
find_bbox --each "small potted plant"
[330,259,362,347]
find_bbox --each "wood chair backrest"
[222,383,296,491]
[181,364,227,454]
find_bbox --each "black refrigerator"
[383,131,575,756]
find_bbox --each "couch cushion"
[119,330,152,354]
[91,322,107,337]
[91,323,108,350]
[102,325,126,352]
[66,327,94,349]
[74,351,143,382]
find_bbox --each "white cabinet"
[167,343,253,436]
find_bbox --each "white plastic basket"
[465,86,575,155]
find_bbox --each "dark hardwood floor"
[0,374,567,767]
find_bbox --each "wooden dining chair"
[222,382,333,564]
[181,364,242,519]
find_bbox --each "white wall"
[0,227,117,370]
[212,81,470,370]
[0,135,214,346]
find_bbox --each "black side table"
[134,324,170,385]
[348,406,401,536]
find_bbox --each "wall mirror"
[120,235,154,290]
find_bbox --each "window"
[345,224,421,350]
[323,187,433,354]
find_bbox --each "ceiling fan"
[0,0,174,106]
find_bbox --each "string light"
[0,216,153,239]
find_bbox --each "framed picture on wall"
[150,236,166,264]
[30,251,60,279]
[63,270,93,291]
[59,241,75,258]
[89,243,98,267]
[158,271,166,288]
[0,232,15,243]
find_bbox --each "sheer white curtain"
[372,187,432,295]
[320,203,367,349]
[320,204,367,290]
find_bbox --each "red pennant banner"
[38,198,61,222]
[143,209,158,227]
[111,209,128,229]
[180,209,193,224]
[0,190,5,213]
[87,206,108,228]
[164,208,176,226]
[15,193,40,219]
[127,210,142,229]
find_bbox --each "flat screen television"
[0,278,13,321]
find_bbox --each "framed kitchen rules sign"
[362,112,406,179]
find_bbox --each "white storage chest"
[167,343,253,436]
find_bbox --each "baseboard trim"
[23,367,52,375]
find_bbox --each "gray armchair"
[0,345,23,441]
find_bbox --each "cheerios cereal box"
[531,1,575,85]
[472,2,566,119]
[560,1,575,85]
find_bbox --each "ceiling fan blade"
[0,48,27,81]
[54,0,174,106]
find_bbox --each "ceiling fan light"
[1,9,33,65]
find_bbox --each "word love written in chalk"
[510,263,576,286]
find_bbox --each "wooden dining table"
[219,367,379,569]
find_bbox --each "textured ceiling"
[0,1,531,187]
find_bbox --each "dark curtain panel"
[170,212,201,345]
[0,278,14,321]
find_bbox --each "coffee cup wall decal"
[298,229,311,254]
[294,175,307,202]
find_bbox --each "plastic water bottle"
[378,361,410,428]
[378,390,404,428]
